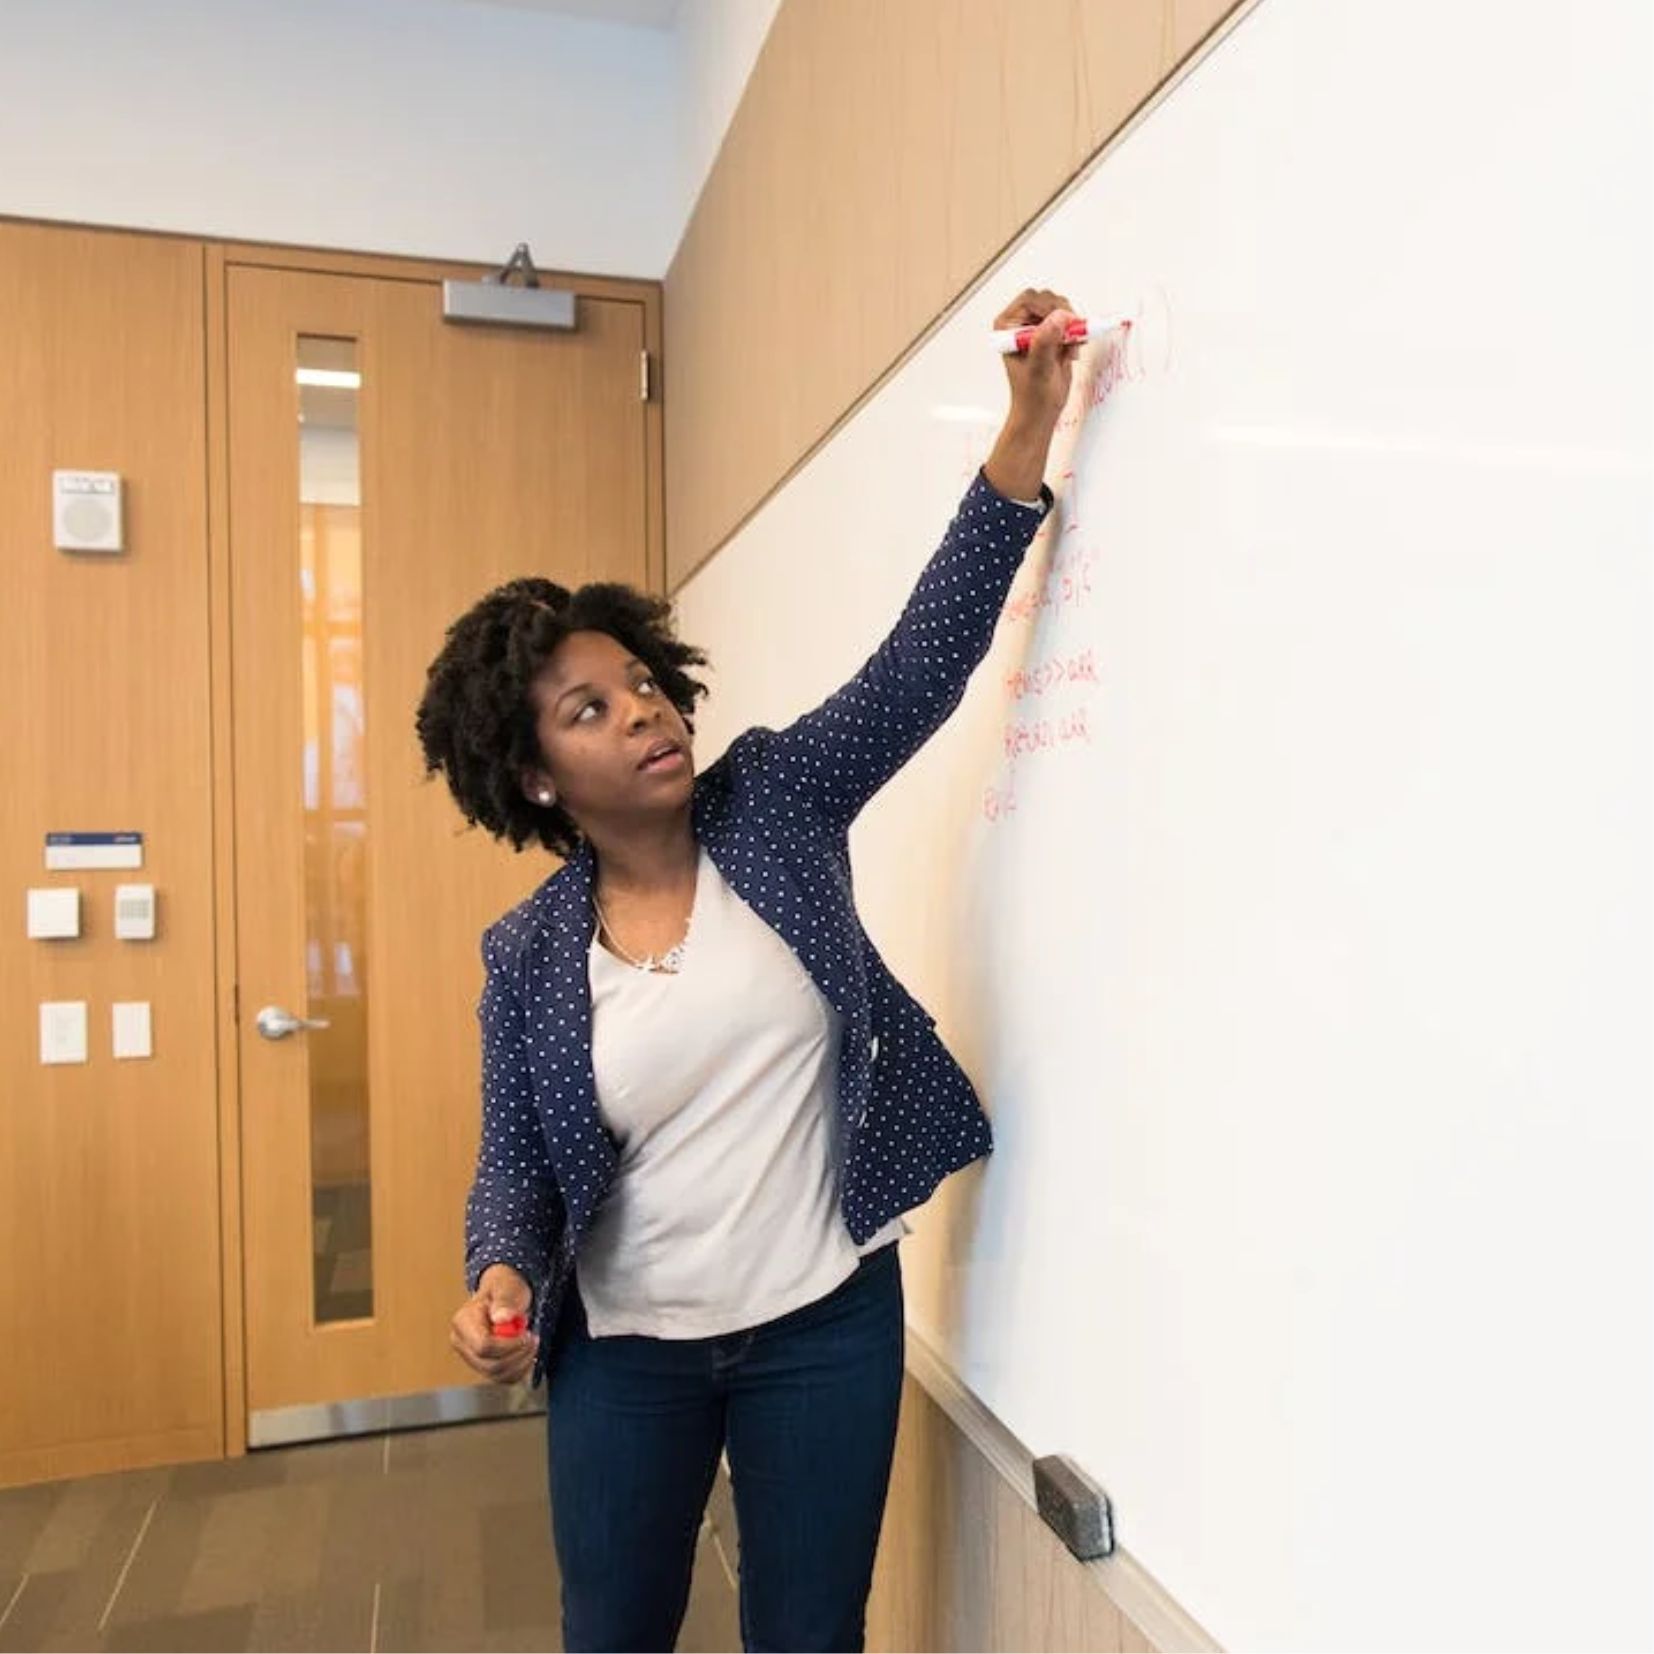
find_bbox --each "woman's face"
[525,629,695,830]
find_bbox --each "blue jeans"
[544,1242,905,1652]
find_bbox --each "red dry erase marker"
[491,1314,527,1339]
[992,313,1132,354]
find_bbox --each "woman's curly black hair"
[415,576,710,859]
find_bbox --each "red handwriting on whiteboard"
[981,701,1099,821]
[1004,645,1100,702]
[1000,539,1098,625]
[982,777,1018,822]
[1055,312,1147,434]
[1001,704,1093,764]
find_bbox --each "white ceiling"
[448,0,683,28]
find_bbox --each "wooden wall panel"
[663,0,1242,588]
[704,1375,1167,1651]
[0,222,222,1486]
[863,1377,1163,1652]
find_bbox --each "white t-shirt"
[575,845,906,1338]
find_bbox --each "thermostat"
[114,883,156,940]
[53,470,124,553]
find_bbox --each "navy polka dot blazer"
[465,467,1053,1385]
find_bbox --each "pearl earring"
[537,789,555,805]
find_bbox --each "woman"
[417,288,1078,1652]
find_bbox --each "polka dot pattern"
[463,467,1052,1385]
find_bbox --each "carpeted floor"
[0,1417,741,1652]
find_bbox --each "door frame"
[203,238,664,1455]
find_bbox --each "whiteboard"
[673,2,1653,1646]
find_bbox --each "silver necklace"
[592,891,692,974]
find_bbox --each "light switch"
[27,886,81,939]
[112,1001,152,1060]
[114,884,156,940]
[40,1001,88,1065]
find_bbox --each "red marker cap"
[491,1314,527,1339]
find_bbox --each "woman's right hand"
[450,1262,539,1385]
[984,287,1079,499]
[994,287,1081,430]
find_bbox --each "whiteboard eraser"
[1033,1454,1115,1560]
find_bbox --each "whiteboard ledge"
[904,1322,1222,1653]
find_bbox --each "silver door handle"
[255,1004,331,1041]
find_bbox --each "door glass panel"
[297,336,373,1324]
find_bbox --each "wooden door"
[225,261,650,1429]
